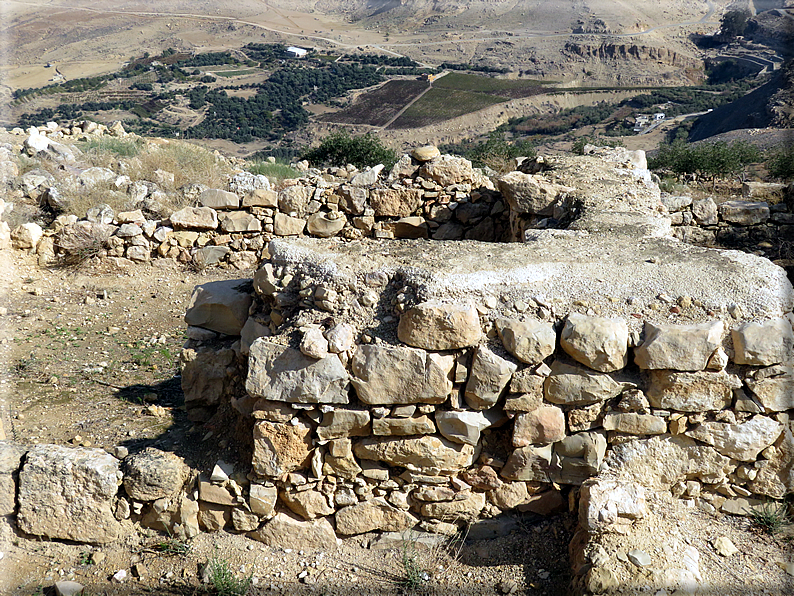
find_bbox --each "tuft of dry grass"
[132,139,232,191]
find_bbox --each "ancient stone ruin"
[3,139,792,594]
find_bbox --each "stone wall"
[2,137,792,593]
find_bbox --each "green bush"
[302,132,397,169]
[246,160,301,182]
[766,145,794,180]
[649,139,761,179]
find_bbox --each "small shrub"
[766,145,794,181]
[302,132,397,169]
[246,160,300,183]
[397,540,430,592]
[79,137,144,160]
[748,501,791,535]
[206,556,252,596]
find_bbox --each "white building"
[286,47,308,58]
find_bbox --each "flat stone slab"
[267,236,792,329]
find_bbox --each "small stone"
[712,536,738,557]
[627,550,651,567]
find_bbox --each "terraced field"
[317,79,428,126]
[387,87,506,129]
[432,72,550,99]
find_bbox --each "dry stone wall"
[175,148,793,548]
[2,134,793,590]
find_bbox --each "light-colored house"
[286,47,308,58]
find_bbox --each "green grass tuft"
[748,501,791,535]
[206,556,252,596]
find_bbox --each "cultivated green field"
[388,88,505,129]
[432,72,549,99]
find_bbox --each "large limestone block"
[398,301,482,350]
[247,340,350,404]
[464,346,517,410]
[199,189,240,209]
[281,488,335,520]
[579,478,646,534]
[745,365,794,413]
[732,319,794,366]
[351,344,452,405]
[306,212,345,238]
[435,410,494,445]
[645,370,741,412]
[497,171,575,215]
[419,491,486,521]
[170,206,218,230]
[544,360,623,405]
[496,318,556,366]
[692,197,718,225]
[123,448,189,501]
[718,200,769,225]
[420,155,474,186]
[18,445,123,544]
[317,409,371,440]
[353,435,475,474]
[560,314,628,372]
[243,188,278,207]
[278,185,310,215]
[274,212,306,236]
[370,188,424,217]
[336,498,418,535]
[252,420,312,477]
[249,512,337,550]
[686,416,784,462]
[11,223,43,250]
[184,279,253,336]
[500,444,553,482]
[602,413,666,435]
[512,406,566,446]
[634,321,723,371]
[747,427,793,498]
[606,436,734,488]
[220,211,262,233]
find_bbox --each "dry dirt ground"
[0,248,791,596]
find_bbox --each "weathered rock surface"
[686,416,784,461]
[560,314,628,372]
[184,279,253,336]
[397,301,482,350]
[353,436,475,474]
[170,207,218,230]
[317,409,371,440]
[512,406,566,446]
[18,445,123,543]
[745,365,794,412]
[645,370,741,412]
[351,345,452,405]
[370,188,424,217]
[497,171,574,215]
[501,444,553,482]
[249,512,337,549]
[252,420,312,477]
[732,318,794,366]
[335,498,418,535]
[247,341,349,404]
[496,318,556,365]
[123,448,189,501]
[544,361,623,405]
[579,478,647,533]
[435,410,494,445]
[634,321,723,371]
[464,346,517,410]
